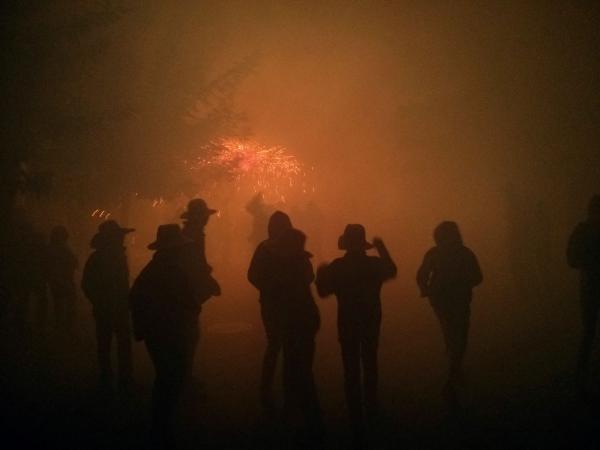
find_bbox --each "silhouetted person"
[12,225,49,335]
[82,220,134,391]
[316,225,396,441]
[248,210,293,409]
[246,192,271,248]
[567,195,600,395]
[130,224,214,447]
[47,226,78,333]
[271,228,322,443]
[180,198,221,386]
[417,221,482,406]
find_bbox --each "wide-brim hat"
[338,224,373,251]
[180,198,218,219]
[148,224,192,250]
[91,220,135,248]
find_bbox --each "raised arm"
[416,250,434,298]
[373,237,397,280]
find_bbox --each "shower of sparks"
[188,139,315,202]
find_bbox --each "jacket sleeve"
[247,244,267,290]
[315,262,334,298]
[81,254,98,302]
[416,250,434,298]
[129,267,154,341]
[467,250,483,287]
[567,223,586,269]
[376,243,397,281]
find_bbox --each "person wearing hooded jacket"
[270,227,322,439]
[417,221,482,404]
[567,195,600,394]
[248,210,293,409]
[316,224,396,439]
[82,220,134,390]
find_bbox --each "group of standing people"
[20,192,598,448]
[81,199,220,446]
[7,222,78,336]
[77,196,486,448]
[248,209,485,445]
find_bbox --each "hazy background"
[3,1,600,448]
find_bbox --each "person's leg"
[577,295,598,390]
[362,312,381,417]
[448,302,470,386]
[341,335,363,431]
[95,315,113,387]
[146,339,176,447]
[260,304,281,407]
[115,310,133,389]
[64,282,77,334]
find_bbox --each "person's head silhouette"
[434,221,463,249]
[268,211,292,240]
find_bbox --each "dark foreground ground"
[1,282,599,450]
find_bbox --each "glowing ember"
[91,209,111,219]
[189,139,315,202]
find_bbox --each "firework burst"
[189,139,315,202]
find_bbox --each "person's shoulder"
[461,245,476,255]
[572,221,590,234]
[329,257,345,267]
[424,247,438,258]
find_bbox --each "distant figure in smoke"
[246,192,271,248]
[316,225,396,441]
[180,198,221,386]
[47,226,78,333]
[12,224,49,335]
[417,221,482,407]
[248,210,293,410]
[130,224,216,447]
[567,195,600,395]
[82,220,134,391]
[271,228,322,441]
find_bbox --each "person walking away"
[130,224,217,447]
[416,221,482,408]
[272,228,323,445]
[248,210,293,410]
[567,195,600,396]
[180,198,221,388]
[316,224,396,442]
[82,220,134,392]
[47,226,78,334]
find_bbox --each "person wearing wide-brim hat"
[180,198,218,220]
[90,220,135,249]
[179,198,221,392]
[82,220,135,392]
[130,224,204,446]
[180,198,219,288]
[316,224,397,441]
